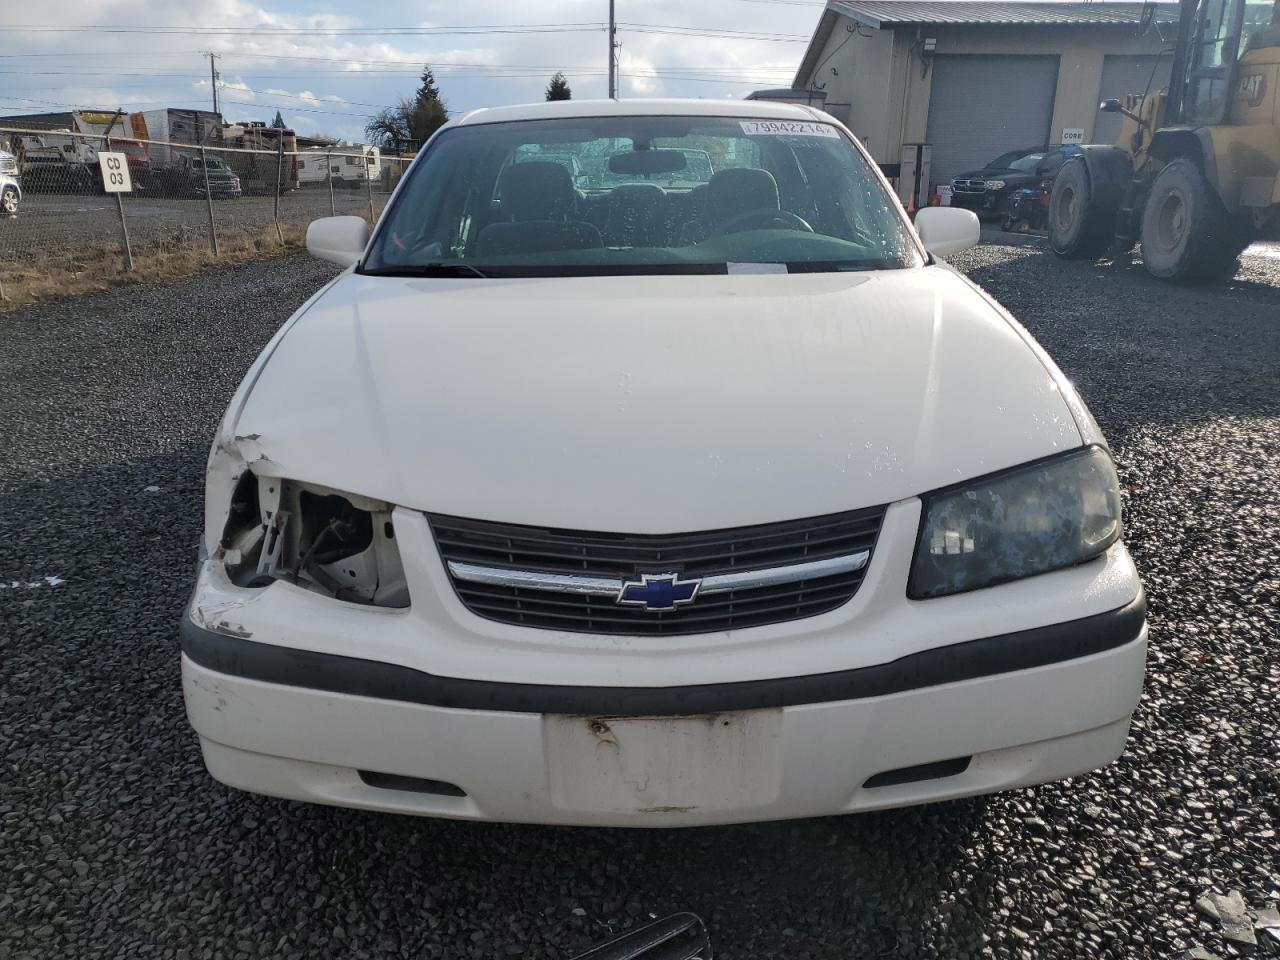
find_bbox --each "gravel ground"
[1,244,1277,960]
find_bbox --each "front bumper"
[181,591,1146,826]
[950,191,1002,214]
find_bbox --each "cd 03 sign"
[98,152,133,193]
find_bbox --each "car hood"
[230,268,1083,532]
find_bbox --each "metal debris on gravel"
[1198,891,1256,946]
[1,245,1278,959]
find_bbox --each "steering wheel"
[713,208,814,236]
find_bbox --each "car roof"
[453,98,832,127]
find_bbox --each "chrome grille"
[952,179,987,194]
[430,507,885,636]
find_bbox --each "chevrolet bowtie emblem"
[616,572,701,612]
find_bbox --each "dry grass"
[0,222,312,311]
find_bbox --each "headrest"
[609,182,666,203]
[705,168,780,223]
[499,161,576,221]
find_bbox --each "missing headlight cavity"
[220,471,271,587]
[220,471,410,608]
[299,491,373,565]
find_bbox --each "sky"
[0,0,825,143]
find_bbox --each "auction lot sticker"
[740,120,840,138]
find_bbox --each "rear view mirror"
[914,206,980,258]
[1099,98,1123,112]
[608,150,687,176]
[306,215,370,268]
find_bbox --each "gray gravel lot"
[1,244,1277,960]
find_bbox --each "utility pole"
[207,52,221,114]
[607,0,618,99]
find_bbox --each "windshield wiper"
[784,259,900,273]
[362,262,496,279]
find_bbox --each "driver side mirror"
[913,206,980,258]
[306,215,370,268]
[1099,98,1123,112]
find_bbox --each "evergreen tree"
[270,110,286,128]
[416,67,441,105]
[366,64,450,150]
[545,72,572,101]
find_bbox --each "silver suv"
[0,149,20,218]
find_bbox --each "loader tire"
[1049,158,1114,259]
[1140,159,1252,283]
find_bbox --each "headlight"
[908,446,1122,599]
[984,179,1007,190]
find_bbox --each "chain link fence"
[0,126,412,304]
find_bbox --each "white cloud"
[1,0,815,141]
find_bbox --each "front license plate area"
[544,711,783,815]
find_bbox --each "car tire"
[1049,159,1113,259]
[1,186,17,218]
[1139,158,1252,283]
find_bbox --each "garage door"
[924,55,1059,188]
[1093,55,1173,147]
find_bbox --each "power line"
[0,67,794,87]
[220,96,380,118]
[1,21,808,40]
[0,22,608,36]
[0,65,795,77]
[618,24,809,41]
[0,50,797,73]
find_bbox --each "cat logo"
[1236,73,1266,107]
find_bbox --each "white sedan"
[181,99,1146,827]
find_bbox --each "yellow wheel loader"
[1049,0,1280,281]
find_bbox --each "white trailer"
[296,150,333,187]
[297,146,380,189]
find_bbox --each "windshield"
[985,148,1035,169]
[363,115,922,277]
[1008,153,1046,172]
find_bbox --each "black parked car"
[997,146,1085,232]
[949,146,1055,218]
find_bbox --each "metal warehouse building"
[787,0,1179,200]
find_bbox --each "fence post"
[365,154,375,224]
[273,138,284,245]
[327,152,335,217]
[199,145,219,256]
[104,131,134,272]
